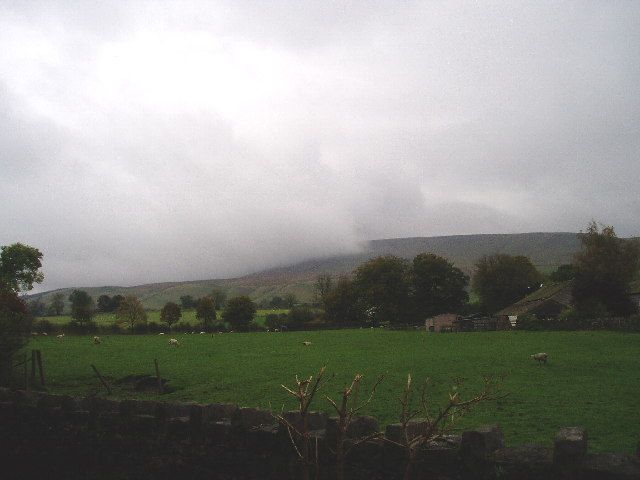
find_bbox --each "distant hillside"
[28,232,581,310]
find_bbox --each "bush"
[33,318,56,334]
[131,321,164,334]
[286,306,316,328]
[174,322,194,333]
[64,320,97,334]
[265,313,288,330]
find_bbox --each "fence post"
[154,359,163,394]
[36,350,45,386]
[91,364,112,395]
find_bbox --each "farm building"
[497,282,572,326]
[425,313,460,332]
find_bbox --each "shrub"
[64,320,97,334]
[33,318,56,334]
[265,313,288,330]
[286,306,316,328]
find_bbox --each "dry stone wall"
[0,387,638,479]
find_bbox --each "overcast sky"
[1,1,639,292]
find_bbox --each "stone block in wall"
[491,444,553,480]
[205,420,232,442]
[163,401,195,418]
[384,418,430,445]
[579,452,640,480]
[202,402,237,422]
[553,427,587,464]
[129,414,157,436]
[326,415,379,445]
[166,416,190,437]
[232,406,276,429]
[460,425,504,463]
[84,396,120,413]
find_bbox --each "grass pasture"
[28,330,640,453]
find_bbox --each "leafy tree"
[0,243,44,293]
[353,255,412,324]
[97,294,113,313]
[195,297,217,327]
[549,264,578,282]
[284,293,297,308]
[27,299,46,317]
[472,254,542,313]
[323,276,366,324]
[315,274,333,306]
[49,292,65,315]
[180,295,196,310]
[210,289,227,310]
[286,305,315,327]
[160,302,181,329]
[68,290,95,326]
[116,296,147,331]
[0,242,43,385]
[269,296,285,309]
[412,253,469,318]
[572,222,640,317]
[222,296,256,329]
[265,312,288,330]
[110,295,124,312]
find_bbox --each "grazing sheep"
[200,331,205,334]
[531,352,548,364]
[93,336,101,344]
[56,333,65,339]
[41,332,48,336]
[158,332,165,335]
[169,338,180,347]
[31,332,38,337]
[302,341,312,346]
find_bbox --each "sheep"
[41,332,48,336]
[302,341,312,346]
[158,332,165,335]
[56,333,65,339]
[169,338,180,347]
[31,332,38,337]
[93,336,101,344]
[199,331,206,334]
[531,352,548,364]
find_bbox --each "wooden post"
[36,350,45,386]
[154,358,163,394]
[30,349,36,385]
[91,364,112,395]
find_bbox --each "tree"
[180,295,196,310]
[412,253,469,318]
[0,242,43,385]
[116,296,147,330]
[572,222,640,317]
[68,290,95,326]
[0,243,44,293]
[353,256,412,324]
[315,274,333,306]
[195,297,217,327]
[222,296,256,329]
[97,295,113,313]
[472,254,542,313]
[160,302,181,329]
[210,289,227,310]
[49,292,65,316]
[284,293,297,308]
[323,276,366,324]
[549,264,577,282]
[269,296,285,309]
[110,295,124,312]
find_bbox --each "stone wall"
[0,388,638,479]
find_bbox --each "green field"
[38,309,289,327]
[27,330,640,453]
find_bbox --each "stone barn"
[425,313,461,332]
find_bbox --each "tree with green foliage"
[0,242,43,385]
[195,297,217,327]
[116,296,147,331]
[412,253,469,318]
[97,294,113,313]
[284,293,297,308]
[472,254,542,314]
[68,290,95,326]
[49,292,65,315]
[222,296,256,329]
[160,301,182,329]
[353,255,412,324]
[286,305,315,327]
[315,274,333,306]
[323,276,366,324]
[549,264,577,282]
[572,222,640,317]
[110,295,124,312]
[269,296,285,309]
[210,289,227,310]
[180,295,196,310]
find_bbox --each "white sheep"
[531,352,548,364]
[41,332,48,336]
[93,336,101,344]
[56,333,65,339]
[169,338,180,347]
[199,331,206,334]
[302,341,312,346]
[158,332,165,335]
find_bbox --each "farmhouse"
[497,282,572,326]
[425,313,460,332]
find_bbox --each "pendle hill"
[28,232,581,310]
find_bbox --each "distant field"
[37,309,289,328]
[28,330,640,453]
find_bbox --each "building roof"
[497,282,572,317]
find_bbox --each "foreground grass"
[28,330,640,453]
